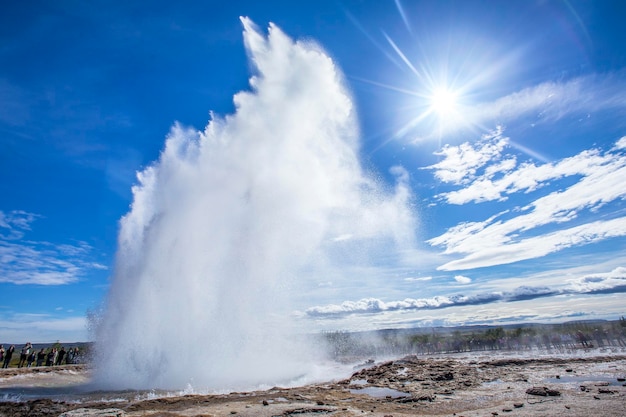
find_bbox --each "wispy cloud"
[437,217,626,271]
[0,210,40,239]
[0,210,107,285]
[408,73,626,142]
[0,313,88,343]
[305,266,626,318]
[467,74,626,129]
[454,275,472,284]
[428,129,626,206]
[404,276,432,282]
[425,131,626,270]
[425,127,510,186]
[570,266,626,293]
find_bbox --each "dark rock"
[433,372,454,381]
[526,386,561,396]
[59,410,126,417]
[396,395,435,403]
[598,388,616,394]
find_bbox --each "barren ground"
[1,354,625,416]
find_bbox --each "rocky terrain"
[1,354,625,416]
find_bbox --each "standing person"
[27,350,36,367]
[0,345,4,364]
[2,345,14,368]
[65,347,74,364]
[56,347,66,366]
[45,348,55,366]
[18,342,32,368]
[71,347,80,364]
[36,348,46,367]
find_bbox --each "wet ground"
[1,352,625,416]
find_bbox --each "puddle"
[349,386,411,398]
[350,379,367,386]
[545,376,623,386]
[481,379,503,387]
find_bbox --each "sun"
[429,87,459,117]
[375,28,508,142]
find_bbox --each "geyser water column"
[94,18,416,390]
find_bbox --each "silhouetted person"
[0,345,4,364]
[65,347,74,364]
[2,345,14,368]
[70,347,80,364]
[577,331,590,347]
[27,351,36,367]
[18,342,32,368]
[46,349,55,366]
[56,347,66,365]
[36,348,45,367]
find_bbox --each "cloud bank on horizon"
[306,266,626,318]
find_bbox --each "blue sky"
[2,0,626,343]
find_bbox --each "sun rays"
[429,87,460,118]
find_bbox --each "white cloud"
[0,313,88,343]
[0,210,107,285]
[570,266,626,293]
[409,74,626,143]
[332,234,353,242]
[306,296,458,317]
[428,132,626,206]
[437,217,626,271]
[0,210,40,239]
[425,127,508,185]
[307,294,625,332]
[404,276,432,282]
[305,266,626,319]
[427,135,626,270]
[466,74,626,128]
[454,275,472,284]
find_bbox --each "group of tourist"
[0,343,81,368]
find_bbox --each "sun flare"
[429,87,459,117]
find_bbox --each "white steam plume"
[93,17,415,390]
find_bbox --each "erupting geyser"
[94,18,415,390]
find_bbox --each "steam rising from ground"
[93,18,415,390]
